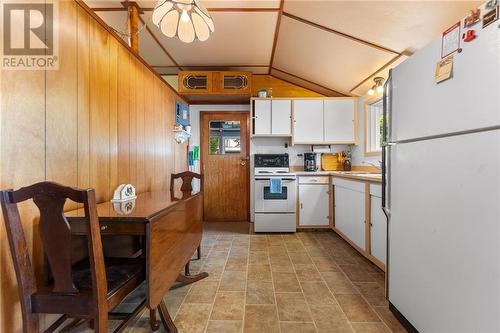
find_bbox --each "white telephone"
[111,184,137,202]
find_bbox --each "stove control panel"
[254,154,289,168]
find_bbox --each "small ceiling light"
[152,0,215,43]
[367,77,385,96]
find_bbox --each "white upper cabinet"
[271,100,292,136]
[293,100,324,144]
[253,100,271,135]
[324,99,356,143]
[252,97,357,143]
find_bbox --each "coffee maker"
[303,153,317,172]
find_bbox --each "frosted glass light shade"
[152,0,214,43]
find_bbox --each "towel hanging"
[269,177,282,194]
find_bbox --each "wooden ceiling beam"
[268,0,284,75]
[93,7,280,12]
[271,67,349,97]
[206,8,279,12]
[167,65,269,68]
[92,7,128,11]
[282,12,401,55]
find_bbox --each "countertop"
[292,170,382,183]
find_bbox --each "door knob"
[240,156,250,166]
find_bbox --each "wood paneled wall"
[0,2,187,332]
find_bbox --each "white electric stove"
[253,154,296,232]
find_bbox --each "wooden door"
[201,112,250,221]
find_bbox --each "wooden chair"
[170,171,203,262]
[0,182,145,333]
[170,171,203,194]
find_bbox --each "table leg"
[149,308,160,331]
[158,300,178,333]
[176,271,208,285]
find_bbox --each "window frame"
[364,98,383,157]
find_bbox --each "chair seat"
[72,257,145,297]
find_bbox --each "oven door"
[254,178,296,213]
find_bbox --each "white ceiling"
[142,11,278,66]
[87,0,481,96]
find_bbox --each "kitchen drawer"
[299,176,330,184]
[255,213,296,232]
[70,221,146,236]
[370,184,382,198]
[332,177,365,193]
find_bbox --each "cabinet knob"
[100,225,108,231]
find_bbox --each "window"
[209,120,241,155]
[365,99,383,155]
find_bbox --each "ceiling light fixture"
[152,0,215,43]
[368,77,385,96]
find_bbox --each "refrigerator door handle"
[382,71,392,300]
[382,143,393,218]
[382,70,393,215]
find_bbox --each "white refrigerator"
[383,5,500,332]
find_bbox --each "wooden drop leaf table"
[66,190,208,332]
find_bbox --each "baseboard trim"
[389,302,419,333]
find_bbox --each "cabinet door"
[271,100,291,135]
[293,100,324,143]
[178,71,212,94]
[324,99,356,143]
[299,184,329,226]
[253,100,271,135]
[370,195,386,265]
[218,72,252,94]
[334,185,365,249]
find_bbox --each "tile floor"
[70,222,408,333]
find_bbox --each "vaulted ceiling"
[85,0,480,96]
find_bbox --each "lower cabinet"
[334,181,366,250]
[370,185,386,265]
[298,177,330,227]
[333,178,386,271]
